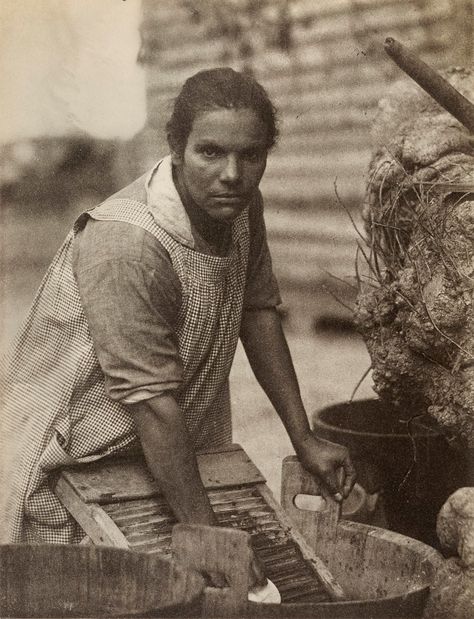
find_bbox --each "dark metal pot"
[312,398,467,547]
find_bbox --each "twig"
[415,348,452,373]
[333,179,367,244]
[396,414,428,493]
[393,288,418,313]
[357,241,383,282]
[321,284,354,313]
[349,365,372,402]
[322,270,358,290]
[354,244,362,291]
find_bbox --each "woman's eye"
[201,147,221,158]
[243,150,261,162]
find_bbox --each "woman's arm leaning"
[130,393,218,525]
[240,307,356,499]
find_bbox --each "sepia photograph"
[1,0,473,616]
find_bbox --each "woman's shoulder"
[73,218,171,274]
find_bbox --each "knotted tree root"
[355,68,474,447]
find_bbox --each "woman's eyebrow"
[195,138,220,145]
[195,139,265,151]
[195,140,223,149]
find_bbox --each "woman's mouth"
[213,194,246,204]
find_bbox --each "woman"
[1,68,355,552]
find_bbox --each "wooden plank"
[151,15,454,70]
[256,44,446,81]
[277,109,372,134]
[59,444,266,504]
[281,457,343,563]
[288,17,450,60]
[54,477,130,548]
[144,0,443,48]
[269,243,358,280]
[56,467,345,607]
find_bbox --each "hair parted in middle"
[166,67,279,155]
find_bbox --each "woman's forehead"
[188,107,268,148]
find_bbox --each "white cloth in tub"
[248,578,281,604]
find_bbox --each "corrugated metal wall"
[134,0,473,324]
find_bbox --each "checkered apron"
[0,197,250,543]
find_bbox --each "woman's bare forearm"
[130,394,218,525]
[240,307,356,498]
[240,307,311,449]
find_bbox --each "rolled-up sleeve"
[73,220,183,404]
[243,193,282,310]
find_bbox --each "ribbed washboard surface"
[102,486,331,604]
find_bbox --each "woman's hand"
[296,434,356,501]
[206,549,266,590]
[249,551,267,589]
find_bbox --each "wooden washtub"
[52,445,442,617]
[247,456,443,617]
[0,543,204,617]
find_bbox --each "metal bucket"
[0,544,204,618]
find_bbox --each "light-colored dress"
[0,157,278,543]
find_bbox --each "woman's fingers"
[250,552,267,588]
[206,570,228,588]
[313,464,343,502]
[318,457,356,502]
[297,435,357,503]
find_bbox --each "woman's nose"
[221,154,240,183]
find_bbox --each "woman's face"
[172,107,269,222]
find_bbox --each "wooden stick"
[384,37,474,133]
[55,477,129,548]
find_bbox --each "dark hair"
[166,67,279,155]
